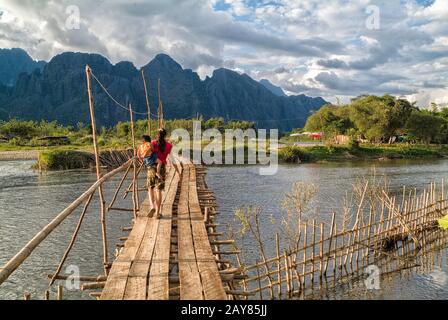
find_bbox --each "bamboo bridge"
[100,159,232,300]
[0,154,247,300]
[0,65,246,300]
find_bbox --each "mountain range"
[0,48,327,131]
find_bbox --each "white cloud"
[0,0,446,107]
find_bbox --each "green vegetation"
[0,117,255,151]
[304,95,448,144]
[279,144,448,163]
[35,150,94,170]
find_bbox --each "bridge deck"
[100,162,226,300]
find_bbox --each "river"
[0,159,447,299]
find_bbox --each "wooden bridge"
[100,161,228,300]
[0,156,246,300]
[0,65,247,300]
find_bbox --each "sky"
[0,0,447,106]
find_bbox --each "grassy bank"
[34,150,95,170]
[278,144,448,163]
[3,140,448,168]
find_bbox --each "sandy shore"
[0,150,39,161]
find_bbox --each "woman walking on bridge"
[147,128,180,218]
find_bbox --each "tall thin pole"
[129,103,138,219]
[157,78,162,129]
[141,69,151,135]
[160,101,164,129]
[85,65,109,275]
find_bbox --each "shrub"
[279,146,311,163]
[348,139,360,150]
[36,150,94,170]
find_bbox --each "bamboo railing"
[0,159,134,285]
[0,64,154,299]
[229,181,448,299]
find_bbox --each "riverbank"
[278,144,448,163]
[0,145,94,161]
[2,143,448,165]
[0,150,40,161]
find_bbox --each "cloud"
[0,0,446,107]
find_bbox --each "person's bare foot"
[156,211,162,219]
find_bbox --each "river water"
[0,159,447,300]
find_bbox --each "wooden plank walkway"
[100,162,227,300]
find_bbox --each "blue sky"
[0,0,447,106]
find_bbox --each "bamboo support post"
[302,223,307,287]
[256,264,263,300]
[319,222,324,280]
[284,251,290,298]
[129,103,138,219]
[311,220,316,286]
[324,213,336,276]
[107,164,132,210]
[141,69,151,134]
[47,274,107,282]
[85,65,109,275]
[49,192,94,287]
[57,285,63,300]
[275,233,282,297]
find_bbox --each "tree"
[349,97,389,142]
[304,105,353,135]
[405,110,444,144]
[115,121,129,138]
[349,95,414,142]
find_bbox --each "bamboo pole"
[324,213,336,276]
[383,191,421,250]
[366,207,373,266]
[123,163,144,199]
[47,274,107,282]
[302,223,307,288]
[333,221,338,286]
[0,160,132,285]
[157,79,162,129]
[44,290,50,300]
[319,222,324,280]
[57,285,63,300]
[129,103,138,219]
[141,69,151,134]
[311,220,316,286]
[49,192,95,286]
[284,251,291,298]
[256,264,263,300]
[275,233,282,297]
[107,164,132,210]
[85,65,109,275]
[287,254,295,297]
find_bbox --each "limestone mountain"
[259,79,286,97]
[0,50,327,131]
[0,48,46,87]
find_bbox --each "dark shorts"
[146,164,166,190]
